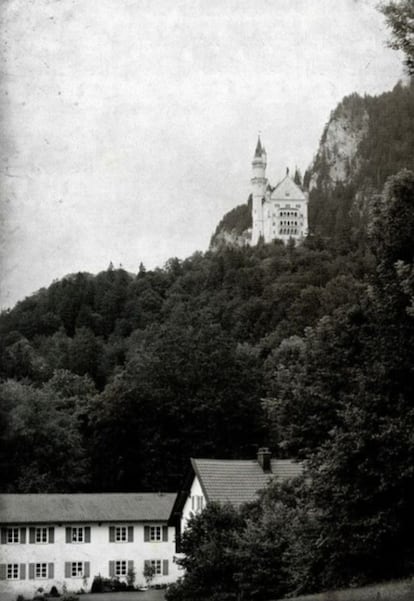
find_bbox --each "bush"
[90,576,128,593]
[49,587,60,598]
[90,576,104,594]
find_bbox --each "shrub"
[49,587,60,598]
[90,576,104,594]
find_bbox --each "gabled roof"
[270,175,306,202]
[0,493,177,524]
[191,458,303,508]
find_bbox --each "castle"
[251,137,308,245]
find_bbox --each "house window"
[7,528,19,544]
[149,526,161,541]
[191,495,204,511]
[35,564,48,579]
[115,561,127,577]
[149,560,161,575]
[35,527,48,543]
[71,527,84,543]
[7,564,19,580]
[71,562,84,578]
[115,527,127,542]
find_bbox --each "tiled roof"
[191,458,303,508]
[0,493,176,524]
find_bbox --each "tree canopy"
[380,0,414,74]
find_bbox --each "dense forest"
[0,235,373,492]
[1,8,414,593]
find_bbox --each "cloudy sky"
[0,0,405,308]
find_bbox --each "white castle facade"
[251,137,308,245]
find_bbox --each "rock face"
[308,93,369,191]
[209,202,252,250]
[210,228,251,251]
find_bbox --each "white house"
[0,493,180,597]
[251,137,308,245]
[171,448,303,539]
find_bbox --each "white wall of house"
[0,522,179,596]
[180,476,206,534]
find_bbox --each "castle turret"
[251,136,267,245]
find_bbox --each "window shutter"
[48,563,54,579]
[109,561,115,578]
[85,527,91,543]
[84,562,90,578]
[29,564,35,579]
[0,565,6,580]
[66,527,71,543]
[20,564,26,580]
[48,527,55,544]
[65,563,71,578]
[144,526,150,542]
[127,560,134,573]
[29,527,35,543]
[128,526,134,542]
[20,527,27,544]
[162,526,168,542]
[144,560,150,571]
[162,560,169,576]
[109,526,115,542]
[0,528,6,544]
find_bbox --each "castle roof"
[270,175,306,202]
[0,493,176,524]
[254,136,264,157]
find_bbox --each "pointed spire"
[254,136,263,158]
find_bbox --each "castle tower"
[251,136,267,245]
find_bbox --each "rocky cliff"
[307,94,369,191]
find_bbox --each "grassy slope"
[274,578,414,601]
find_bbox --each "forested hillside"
[306,80,414,244]
[0,235,371,492]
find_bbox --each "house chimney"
[257,447,272,472]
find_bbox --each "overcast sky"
[0,0,405,308]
